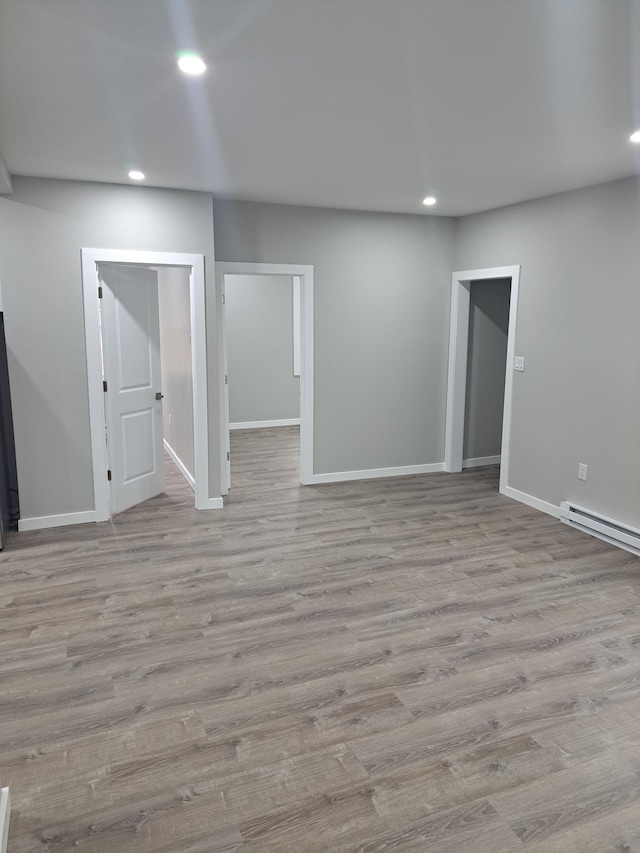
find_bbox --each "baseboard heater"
[560,501,640,557]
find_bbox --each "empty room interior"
[0,1,639,851]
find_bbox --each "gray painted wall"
[157,266,194,478]
[214,201,456,474]
[455,177,640,528]
[226,274,300,424]
[3,174,637,533]
[464,279,510,461]
[0,177,218,521]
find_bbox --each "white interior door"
[99,264,164,515]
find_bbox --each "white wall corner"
[0,786,10,853]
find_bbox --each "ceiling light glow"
[177,51,206,75]
[630,130,640,143]
[422,195,437,206]
[128,170,145,181]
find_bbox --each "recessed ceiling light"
[630,130,640,143]
[422,195,437,206]
[177,51,206,76]
[128,170,145,181]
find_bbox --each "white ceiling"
[1,0,640,216]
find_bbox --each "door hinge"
[107,470,112,481]
[103,380,108,392]
[225,374,228,385]
[98,286,103,299]
[222,293,225,304]
[227,452,230,461]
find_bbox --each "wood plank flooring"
[1,426,639,852]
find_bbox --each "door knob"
[155,392,164,400]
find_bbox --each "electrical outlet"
[168,414,172,427]
[514,356,525,372]
[578,463,588,481]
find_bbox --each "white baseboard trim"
[311,462,445,485]
[198,496,224,510]
[501,485,561,519]
[230,418,301,430]
[18,509,99,532]
[163,439,195,492]
[0,787,10,853]
[18,490,222,529]
[463,455,501,469]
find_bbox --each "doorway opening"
[215,262,314,494]
[225,273,301,430]
[444,265,521,496]
[463,278,511,468]
[82,248,212,521]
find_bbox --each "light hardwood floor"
[1,426,639,852]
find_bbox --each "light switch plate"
[514,356,525,372]
[578,463,588,481]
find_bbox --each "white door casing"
[292,276,301,377]
[444,265,520,496]
[99,265,164,515]
[220,276,231,490]
[221,273,302,485]
[82,248,215,522]
[215,262,314,493]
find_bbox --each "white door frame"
[215,262,314,491]
[444,265,520,495]
[82,248,211,520]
